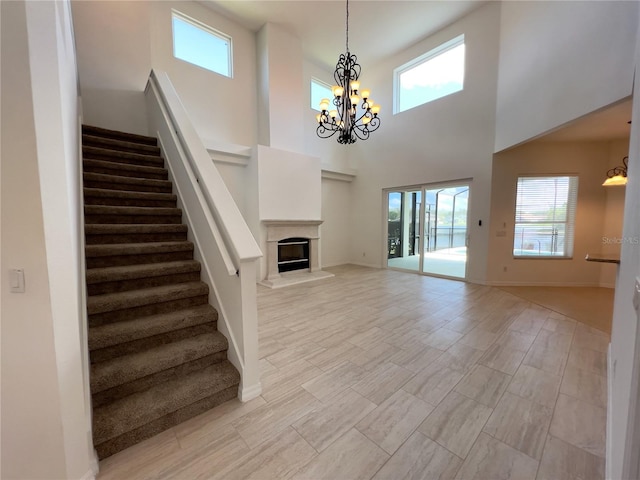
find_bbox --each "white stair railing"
[145,69,262,401]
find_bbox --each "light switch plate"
[9,269,25,293]
[633,276,640,311]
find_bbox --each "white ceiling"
[202,1,487,70]
[536,98,632,143]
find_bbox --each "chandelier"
[602,156,628,186]
[315,0,381,144]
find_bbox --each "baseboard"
[239,381,262,402]
[81,452,99,480]
[349,261,381,269]
[606,344,613,480]
[486,280,605,287]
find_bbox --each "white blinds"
[513,176,579,257]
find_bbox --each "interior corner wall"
[486,141,612,286]
[495,1,638,152]
[302,60,350,173]
[1,1,91,478]
[321,178,352,268]
[345,2,501,282]
[72,0,258,146]
[71,0,152,136]
[149,1,257,147]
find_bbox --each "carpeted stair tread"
[84,224,188,245]
[83,188,177,208]
[86,260,200,284]
[87,281,208,315]
[83,172,172,193]
[85,224,187,235]
[82,134,161,156]
[92,361,240,446]
[84,204,182,219]
[95,385,238,459]
[90,332,228,393]
[82,125,158,146]
[83,145,164,168]
[88,305,217,351]
[85,241,193,258]
[83,159,168,180]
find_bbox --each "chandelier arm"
[316,123,340,139]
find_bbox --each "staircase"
[82,125,240,459]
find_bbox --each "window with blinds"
[513,176,579,258]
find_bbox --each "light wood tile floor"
[97,265,610,480]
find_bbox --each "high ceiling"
[202,1,632,144]
[202,1,487,70]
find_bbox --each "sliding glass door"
[386,182,469,280]
[386,190,421,272]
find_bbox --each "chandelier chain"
[345,0,349,52]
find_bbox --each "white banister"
[145,69,262,401]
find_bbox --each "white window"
[310,79,333,111]
[172,11,232,77]
[393,35,465,114]
[513,176,579,258]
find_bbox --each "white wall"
[346,2,501,283]
[495,1,637,152]
[72,0,152,135]
[486,140,618,286]
[256,146,321,222]
[149,1,257,147]
[256,23,304,153]
[72,1,257,145]
[608,8,640,476]
[1,1,93,478]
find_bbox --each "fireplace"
[278,238,310,273]
[261,220,333,288]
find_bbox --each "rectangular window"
[311,79,333,111]
[394,35,465,114]
[172,11,232,77]
[513,176,579,258]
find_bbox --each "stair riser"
[87,271,201,296]
[82,125,159,146]
[90,323,217,363]
[84,196,177,208]
[83,164,168,181]
[83,138,161,156]
[94,385,238,459]
[86,251,194,269]
[84,179,172,194]
[85,232,188,245]
[85,214,183,225]
[83,150,164,168]
[91,351,227,407]
[89,295,209,327]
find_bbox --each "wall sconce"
[603,156,628,186]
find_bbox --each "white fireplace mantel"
[260,220,333,288]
